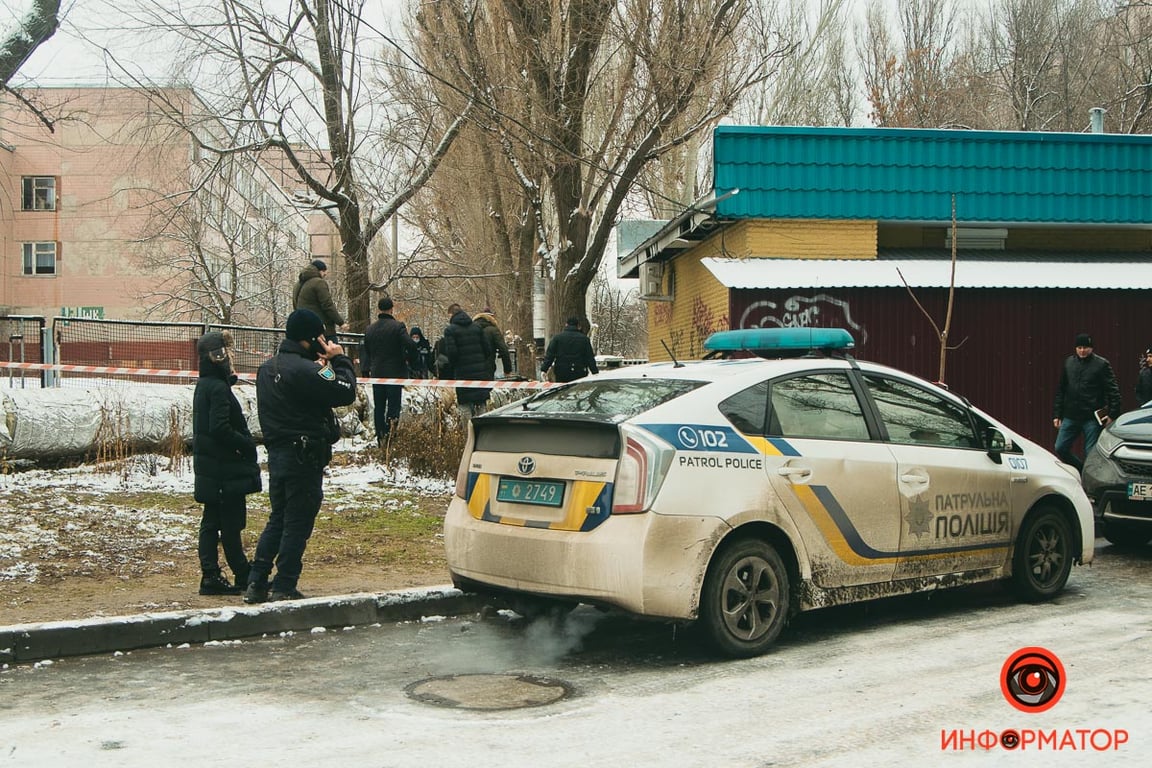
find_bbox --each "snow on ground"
[0,439,453,584]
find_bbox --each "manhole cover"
[405,673,574,710]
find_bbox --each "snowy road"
[2,540,1150,767]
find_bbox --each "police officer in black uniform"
[244,308,357,603]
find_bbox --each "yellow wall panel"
[644,220,878,360]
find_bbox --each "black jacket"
[256,339,357,452]
[192,359,261,503]
[1053,352,1122,421]
[442,310,493,403]
[410,327,434,376]
[361,312,417,378]
[541,325,599,383]
[473,313,513,377]
[1137,366,1152,406]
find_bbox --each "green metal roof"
[713,125,1152,225]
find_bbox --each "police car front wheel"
[699,538,790,658]
[1011,507,1074,602]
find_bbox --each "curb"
[0,586,486,665]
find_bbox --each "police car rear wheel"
[700,539,789,658]
[1011,507,1073,602]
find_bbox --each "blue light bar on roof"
[704,327,855,352]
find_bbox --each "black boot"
[243,577,270,604]
[199,570,242,596]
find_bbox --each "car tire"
[1011,507,1074,602]
[1100,520,1152,548]
[699,538,790,658]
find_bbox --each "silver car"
[1082,405,1152,546]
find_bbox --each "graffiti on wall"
[738,294,868,346]
[692,296,729,357]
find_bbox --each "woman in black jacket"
[409,326,434,378]
[192,331,262,595]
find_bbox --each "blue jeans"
[1054,417,1101,471]
[249,444,325,592]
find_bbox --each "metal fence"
[0,316,47,388]
[1,315,364,388]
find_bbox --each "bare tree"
[735,0,856,127]
[110,0,474,332]
[134,151,311,325]
[980,0,1105,131]
[1,0,63,130]
[589,272,648,359]
[408,0,774,341]
[1094,1,1152,132]
[0,0,60,84]
[857,0,962,127]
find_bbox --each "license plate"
[496,478,565,507]
[1127,482,1152,501]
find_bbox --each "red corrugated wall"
[729,288,1149,447]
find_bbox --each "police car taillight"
[454,424,477,499]
[613,427,674,514]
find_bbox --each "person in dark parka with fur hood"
[441,305,493,417]
[192,330,262,596]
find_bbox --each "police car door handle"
[899,470,930,490]
[777,465,812,480]
[1010,476,1029,483]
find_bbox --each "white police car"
[443,328,1094,657]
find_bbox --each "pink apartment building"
[0,87,336,324]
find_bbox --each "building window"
[22,242,57,275]
[21,177,57,211]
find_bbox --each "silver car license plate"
[1127,482,1152,500]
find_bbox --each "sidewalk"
[0,585,486,665]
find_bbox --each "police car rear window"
[521,379,705,418]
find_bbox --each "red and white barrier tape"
[0,360,553,389]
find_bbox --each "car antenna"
[661,339,684,368]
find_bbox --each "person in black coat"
[1137,347,1152,406]
[441,305,493,418]
[360,295,418,444]
[245,309,357,604]
[192,330,261,596]
[409,326,434,378]
[541,316,599,383]
[1052,332,1122,470]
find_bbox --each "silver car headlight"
[1094,428,1123,457]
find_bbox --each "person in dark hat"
[1053,332,1121,470]
[409,326,433,378]
[292,259,346,339]
[192,329,261,596]
[360,294,418,445]
[244,308,357,603]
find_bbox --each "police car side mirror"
[986,428,1013,464]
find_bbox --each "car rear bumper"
[443,497,730,620]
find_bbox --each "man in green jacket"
[292,259,345,339]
